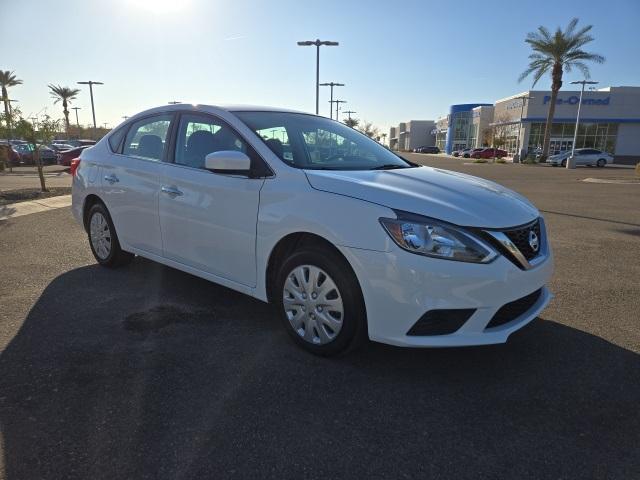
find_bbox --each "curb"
[0,195,72,221]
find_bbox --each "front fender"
[253,172,395,301]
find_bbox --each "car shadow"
[1,259,638,479]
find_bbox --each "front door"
[101,113,173,256]
[158,113,265,287]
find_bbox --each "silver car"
[547,148,613,167]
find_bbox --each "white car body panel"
[101,152,164,256]
[73,103,554,348]
[158,162,264,287]
[304,167,539,229]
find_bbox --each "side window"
[122,114,173,161]
[108,126,127,152]
[300,127,376,165]
[255,126,295,164]
[175,114,248,170]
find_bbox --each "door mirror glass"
[205,150,251,174]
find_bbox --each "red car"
[471,148,508,159]
[58,146,90,166]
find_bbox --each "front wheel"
[561,159,567,167]
[276,247,366,356]
[87,203,134,268]
[597,159,606,168]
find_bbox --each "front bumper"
[339,239,554,347]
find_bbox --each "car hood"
[304,166,539,228]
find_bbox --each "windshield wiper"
[370,164,408,170]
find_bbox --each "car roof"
[127,103,310,119]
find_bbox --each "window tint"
[175,114,248,170]
[123,114,172,161]
[108,126,127,152]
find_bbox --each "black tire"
[597,158,606,168]
[561,159,567,167]
[275,246,367,356]
[86,202,134,268]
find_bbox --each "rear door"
[158,112,266,287]
[101,113,174,256]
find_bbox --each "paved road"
[0,157,639,479]
[0,165,71,192]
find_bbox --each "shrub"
[473,159,488,164]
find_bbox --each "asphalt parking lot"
[1,156,639,479]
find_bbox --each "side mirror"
[205,150,251,174]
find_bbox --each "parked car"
[0,141,21,166]
[472,148,508,159]
[414,146,440,154]
[55,139,97,148]
[547,148,613,167]
[13,144,58,165]
[462,148,484,158]
[58,146,90,166]
[72,104,553,356]
[49,143,76,152]
[452,149,462,157]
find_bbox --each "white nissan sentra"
[72,104,553,355]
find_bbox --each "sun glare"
[127,0,189,14]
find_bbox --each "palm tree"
[519,18,604,160]
[48,84,80,133]
[0,70,23,132]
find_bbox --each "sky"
[3,0,640,133]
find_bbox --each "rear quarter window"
[108,126,127,153]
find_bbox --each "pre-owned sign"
[543,95,610,106]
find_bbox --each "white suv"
[72,105,553,355]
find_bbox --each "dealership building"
[389,120,436,151]
[398,86,640,164]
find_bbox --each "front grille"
[485,289,542,329]
[503,219,541,261]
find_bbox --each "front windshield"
[234,111,414,171]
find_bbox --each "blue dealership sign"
[543,95,610,106]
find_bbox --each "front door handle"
[104,174,119,184]
[161,185,183,197]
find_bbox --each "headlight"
[380,214,497,263]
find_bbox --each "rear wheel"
[597,158,606,168]
[276,247,366,356]
[87,203,133,268]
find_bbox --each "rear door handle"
[104,174,119,184]
[161,185,183,197]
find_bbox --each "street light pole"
[343,110,356,121]
[297,39,339,115]
[333,99,347,120]
[567,80,598,169]
[319,82,344,119]
[77,81,104,130]
[72,107,81,128]
[513,94,534,163]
